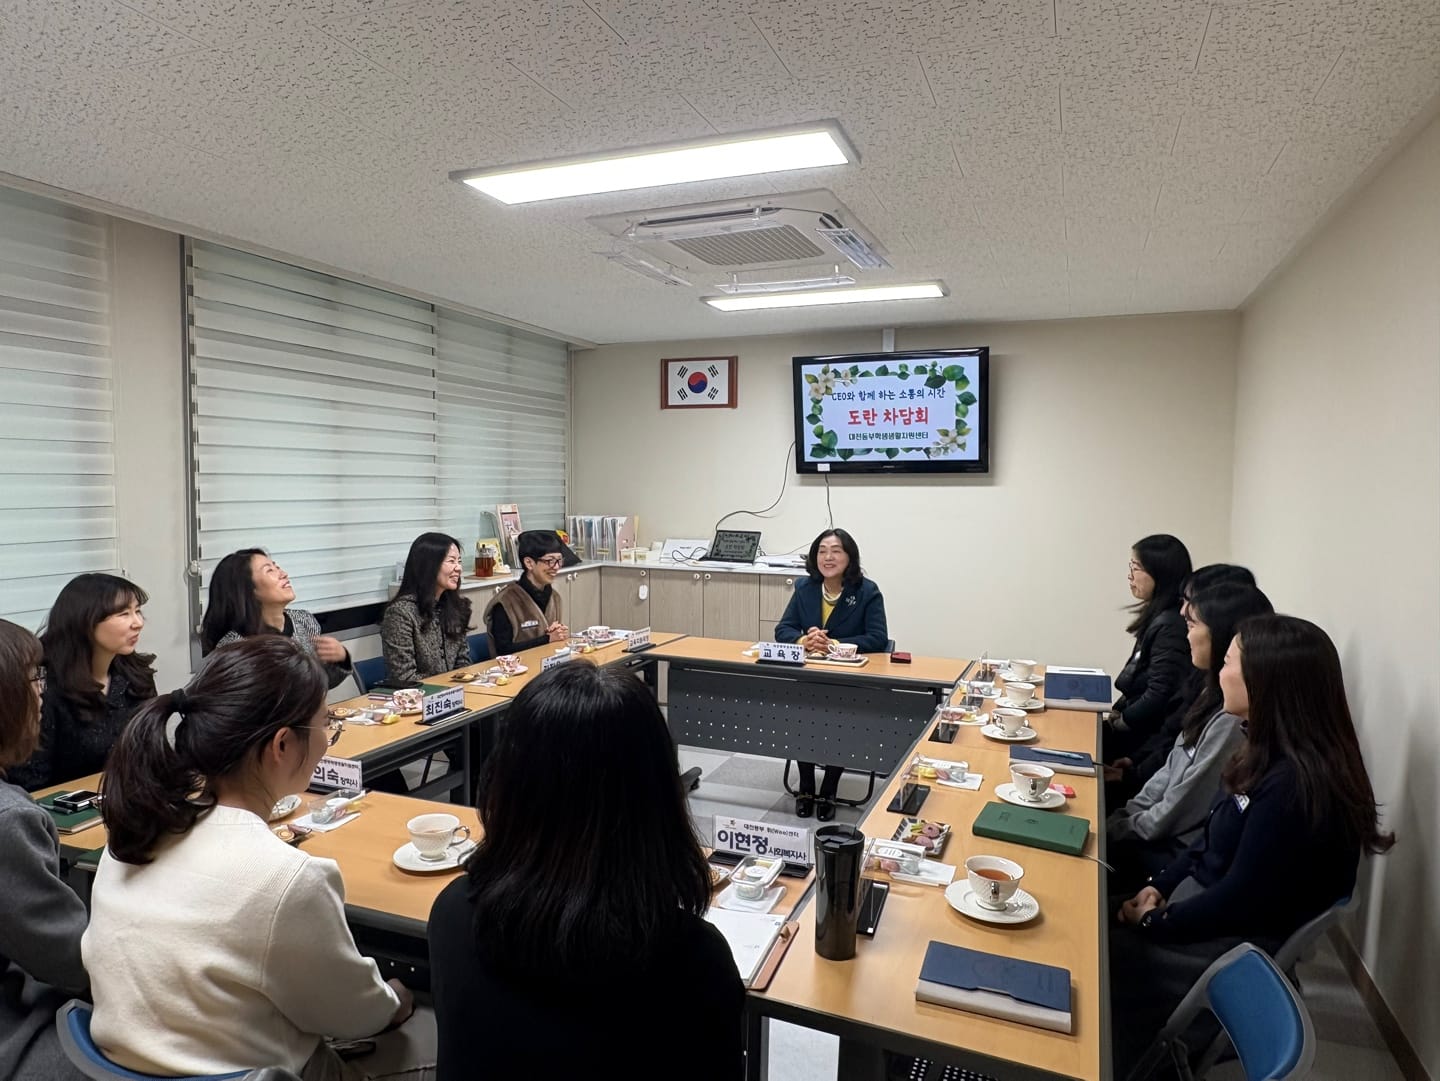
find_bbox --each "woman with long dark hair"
[83,637,431,1079]
[774,527,889,820]
[428,662,741,1080]
[10,573,157,790]
[1102,534,1192,760]
[1109,614,1394,1075]
[382,532,471,682]
[1106,584,1274,887]
[200,548,353,688]
[0,619,90,1081]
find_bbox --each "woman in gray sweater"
[0,619,89,1081]
[382,533,472,682]
[1107,584,1273,890]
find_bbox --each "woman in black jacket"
[775,528,889,821]
[1102,534,1192,761]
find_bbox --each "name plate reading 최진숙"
[542,650,577,672]
[756,641,806,666]
[310,754,363,791]
[714,815,812,866]
[421,685,466,722]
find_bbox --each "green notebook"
[34,792,104,835]
[972,801,1090,856]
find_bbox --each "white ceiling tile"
[2,0,1437,341]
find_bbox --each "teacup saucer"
[999,670,1043,683]
[392,839,476,873]
[944,882,1040,924]
[995,696,1044,711]
[996,782,1067,810]
[981,724,1038,742]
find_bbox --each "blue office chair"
[56,1000,302,1081]
[1124,944,1315,1081]
[1188,894,1353,1078]
[467,632,490,665]
[352,655,387,694]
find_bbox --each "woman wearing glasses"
[84,637,433,1079]
[382,532,473,682]
[0,619,90,1081]
[483,530,569,656]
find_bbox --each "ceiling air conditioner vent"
[670,225,826,266]
[589,189,888,276]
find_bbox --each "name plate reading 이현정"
[714,815,812,866]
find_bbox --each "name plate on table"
[542,650,576,672]
[421,685,466,723]
[714,816,812,865]
[310,755,363,791]
[624,627,654,652]
[756,642,805,666]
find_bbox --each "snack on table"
[327,706,360,720]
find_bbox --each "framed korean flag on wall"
[661,356,738,410]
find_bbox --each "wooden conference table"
[320,629,689,799]
[747,676,1108,1081]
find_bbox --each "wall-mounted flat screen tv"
[792,347,989,474]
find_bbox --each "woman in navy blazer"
[775,528,889,820]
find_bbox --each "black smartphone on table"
[53,790,100,813]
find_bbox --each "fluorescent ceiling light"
[703,282,946,312]
[452,125,854,205]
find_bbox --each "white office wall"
[110,220,191,688]
[1233,114,1440,1078]
[572,312,1239,667]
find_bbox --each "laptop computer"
[701,529,761,564]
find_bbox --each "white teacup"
[828,642,858,659]
[1006,681,1036,705]
[496,654,521,673]
[965,855,1024,910]
[993,707,1028,736]
[407,813,471,862]
[1010,763,1054,802]
[585,626,611,641]
[1008,659,1037,680]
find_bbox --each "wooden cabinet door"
[648,569,704,637]
[702,573,760,641]
[568,570,601,630]
[759,575,801,628]
[550,575,572,626]
[599,567,649,629]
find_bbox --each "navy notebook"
[915,941,1074,1033]
[1009,744,1096,776]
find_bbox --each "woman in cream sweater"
[84,637,432,1080]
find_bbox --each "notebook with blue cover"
[1009,744,1096,776]
[915,941,1073,1033]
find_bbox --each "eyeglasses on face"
[536,556,564,569]
[30,666,46,692]
[300,719,345,747]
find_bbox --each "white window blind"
[436,311,569,560]
[187,240,440,611]
[0,187,116,630]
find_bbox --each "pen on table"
[1037,748,1088,759]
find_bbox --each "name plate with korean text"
[714,815,812,866]
[756,641,805,666]
[310,755,363,791]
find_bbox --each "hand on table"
[313,635,349,664]
[1118,886,1164,925]
[801,627,831,652]
[547,622,569,643]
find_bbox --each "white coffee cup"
[1006,681,1036,705]
[1008,659,1036,680]
[585,626,611,641]
[993,707,1028,736]
[407,813,471,862]
[965,855,1024,910]
[828,641,858,659]
[1009,763,1054,802]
